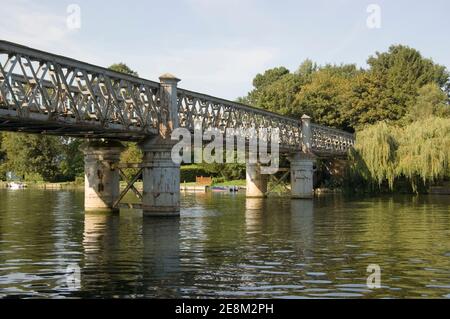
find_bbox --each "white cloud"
[135,46,278,99]
[0,1,74,48]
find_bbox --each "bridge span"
[0,40,355,216]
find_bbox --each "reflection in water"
[81,212,181,298]
[290,199,314,261]
[142,217,180,297]
[0,189,449,298]
[245,198,264,234]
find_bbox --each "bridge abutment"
[246,163,268,198]
[139,137,180,217]
[82,140,125,212]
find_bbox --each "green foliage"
[198,161,246,181]
[196,150,246,181]
[180,165,210,183]
[59,138,84,180]
[349,122,398,189]
[404,83,450,122]
[108,63,138,76]
[367,45,449,93]
[347,117,450,193]
[294,65,359,128]
[1,133,62,182]
[365,45,450,121]
[252,67,290,89]
[119,142,143,179]
[243,44,449,131]
[295,59,318,77]
[396,117,450,189]
[248,68,302,116]
[0,133,84,182]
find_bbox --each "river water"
[0,189,449,298]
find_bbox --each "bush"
[180,165,210,183]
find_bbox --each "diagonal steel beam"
[113,167,143,209]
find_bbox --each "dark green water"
[0,189,449,298]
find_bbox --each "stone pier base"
[246,163,268,198]
[82,140,124,212]
[139,137,180,217]
[290,153,315,199]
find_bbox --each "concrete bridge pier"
[139,137,180,217]
[246,162,268,198]
[289,153,315,199]
[82,140,125,212]
[289,114,316,199]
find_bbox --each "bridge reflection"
[82,212,181,297]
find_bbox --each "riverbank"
[2,179,447,195]
[0,179,248,191]
[0,181,84,190]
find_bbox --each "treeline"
[240,44,449,131]
[240,44,450,192]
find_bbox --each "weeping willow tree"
[396,117,450,191]
[347,117,450,193]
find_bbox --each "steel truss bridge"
[0,40,354,156]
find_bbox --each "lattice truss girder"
[310,124,355,154]
[0,48,161,133]
[177,90,303,149]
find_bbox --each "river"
[0,189,449,298]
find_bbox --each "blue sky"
[1,0,449,99]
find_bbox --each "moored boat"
[7,182,27,189]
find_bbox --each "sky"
[1,0,449,100]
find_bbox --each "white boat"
[7,182,27,189]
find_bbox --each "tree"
[59,138,84,181]
[198,153,246,181]
[347,117,450,193]
[1,133,63,182]
[294,65,359,129]
[295,59,317,77]
[404,83,450,121]
[242,45,450,131]
[246,65,312,117]
[344,71,398,128]
[366,45,449,120]
[108,63,139,77]
[252,67,290,90]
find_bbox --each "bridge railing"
[177,88,302,149]
[310,123,355,155]
[0,40,161,136]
